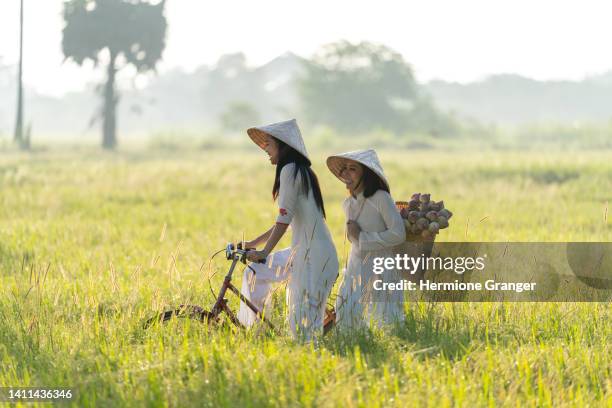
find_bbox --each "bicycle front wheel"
[143,304,217,329]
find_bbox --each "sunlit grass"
[0,148,610,406]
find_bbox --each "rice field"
[0,147,610,407]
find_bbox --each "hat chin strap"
[350,178,363,196]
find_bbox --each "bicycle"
[144,243,336,335]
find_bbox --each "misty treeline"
[3,0,612,149]
[57,0,455,149]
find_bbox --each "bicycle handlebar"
[226,243,266,264]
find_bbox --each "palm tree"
[62,0,167,149]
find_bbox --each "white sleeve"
[275,164,298,225]
[358,191,406,251]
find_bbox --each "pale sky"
[1,0,612,97]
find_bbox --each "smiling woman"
[236,119,339,342]
[326,149,406,330]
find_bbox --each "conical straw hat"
[247,118,310,163]
[326,148,389,189]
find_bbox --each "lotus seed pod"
[428,222,440,234]
[426,211,438,221]
[411,193,421,201]
[416,218,429,230]
[408,211,419,223]
[421,229,433,239]
[438,216,449,228]
[438,209,450,219]
[400,207,410,218]
[419,193,431,203]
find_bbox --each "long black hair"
[360,165,390,198]
[272,138,326,218]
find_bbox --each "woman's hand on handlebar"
[246,250,268,263]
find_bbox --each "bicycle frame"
[209,243,278,333]
[145,243,335,335]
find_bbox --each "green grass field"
[1,148,610,407]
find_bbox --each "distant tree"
[299,41,421,134]
[401,94,460,137]
[204,53,260,113]
[62,0,167,149]
[219,101,260,132]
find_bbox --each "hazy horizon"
[2,0,612,97]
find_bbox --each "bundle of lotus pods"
[398,193,453,240]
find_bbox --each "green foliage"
[62,0,167,149]
[0,149,610,406]
[62,0,167,71]
[219,101,261,132]
[299,41,455,136]
[299,41,416,133]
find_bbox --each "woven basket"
[395,201,434,281]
